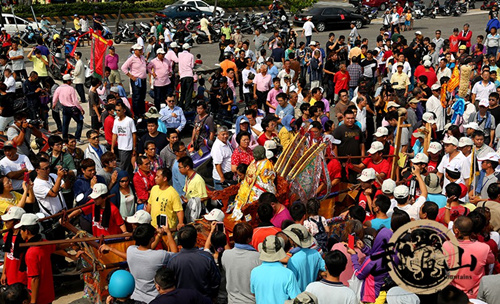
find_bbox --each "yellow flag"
[447,65,460,93]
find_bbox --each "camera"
[26,119,43,127]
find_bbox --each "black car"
[293,5,368,31]
[156,4,212,21]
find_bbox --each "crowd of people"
[2,3,500,304]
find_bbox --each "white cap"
[367,141,384,154]
[458,137,474,148]
[156,48,166,54]
[443,136,459,146]
[182,43,191,50]
[422,112,436,124]
[264,140,277,150]
[62,74,73,81]
[396,62,404,67]
[159,35,164,39]
[170,42,179,48]
[309,41,317,46]
[478,152,500,163]
[387,101,400,108]
[423,60,432,67]
[14,213,39,229]
[204,208,225,222]
[445,163,461,174]
[382,179,397,194]
[110,86,120,93]
[415,30,422,35]
[423,55,432,62]
[374,127,389,137]
[463,122,479,130]
[394,185,410,199]
[413,131,426,139]
[1,206,26,221]
[131,43,143,50]
[479,99,489,107]
[307,15,313,19]
[358,168,376,182]
[431,83,441,91]
[411,153,429,164]
[126,210,152,224]
[89,183,108,199]
[427,142,443,154]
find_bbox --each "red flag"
[89,29,113,78]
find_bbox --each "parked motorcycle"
[195,26,220,44]
[481,0,498,9]
[114,23,138,44]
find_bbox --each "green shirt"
[221,26,232,39]
[156,24,163,38]
[51,152,76,194]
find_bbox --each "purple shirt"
[270,207,293,228]
[105,54,119,70]
[266,88,282,114]
[121,54,147,79]
[147,57,172,87]
[178,51,194,79]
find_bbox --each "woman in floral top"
[0,177,35,216]
[231,131,254,173]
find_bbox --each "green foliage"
[282,0,316,13]
[6,0,272,18]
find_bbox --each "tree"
[283,0,317,13]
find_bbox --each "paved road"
[48,8,489,304]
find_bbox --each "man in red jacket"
[458,23,473,53]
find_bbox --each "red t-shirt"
[334,70,350,93]
[26,243,56,304]
[104,115,115,146]
[449,35,460,53]
[362,158,390,187]
[82,202,125,236]
[257,133,278,146]
[428,160,439,172]
[436,205,469,225]
[2,233,27,285]
[251,226,282,250]
[359,189,383,210]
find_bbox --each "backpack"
[308,216,328,252]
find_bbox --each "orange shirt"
[220,59,237,76]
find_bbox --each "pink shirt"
[254,72,272,92]
[266,88,282,114]
[444,239,495,299]
[120,54,147,79]
[166,50,178,64]
[330,243,366,287]
[270,207,293,228]
[105,54,119,70]
[52,84,84,112]
[178,50,194,79]
[147,57,172,87]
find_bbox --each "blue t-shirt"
[251,262,300,304]
[371,218,392,230]
[427,193,447,209]
[287,248,326,292]
[65,37,76,54]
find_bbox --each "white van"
[1,14,41,34]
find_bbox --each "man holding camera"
[0,141,34,192]
[7,112,43,157]
[48,135,76,209]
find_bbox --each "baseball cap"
[159,35,165,40]
[478,152,500,163]
[126,210,152,224]
[427,142,442,154]
[459,45,467,50]
[62,74,73,81]
[109,46,115,50]
[384,31,390,36]
[264,140,277,150]
[422,112,436,124]
[431,83,441,91]
[374,127,389,137]
[204,208,225,222]
[131,44,143,50]
[479,99,489,107]
[396,62,404,67]
[415,31,422,35]
[3,140,16,149]
[367,141,384,154]
[394,185,410,199]
[170,42,179,48]
[182,43,191,50]
[423,55,432,62]
[445,163,461,179]
[382,179,397,194]
[408,98,420,104]
[259,235,287,262]
[443,136,459,146]
[413,131,425,139]
[411,153,429,164]
[425,173,442,194]
[1,206,26,221]
[156,48,166,54]
[14,213,39,229]
[387,101,400,108]
[423,60,432,68]
[463,122,479,130]
[309,41,317,46]
[89,183,108,199]
[110,86,120,93]
[458,137,474,148]
[358,168,376,182]
[307,16,313,19]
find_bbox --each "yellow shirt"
[0,192,22,215]
[29,55,48,77]
[310,97,318,106]
[279,127,294,149]
[149,185,182,229]
[74,19,81,31]
[390,72,410,90]
[183,173,207,201]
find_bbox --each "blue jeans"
[305,35,312,46]
[214,179,223,191]
[130,78,147,116]
[488,47,498,56]
[349,87,356,100]
[62,106,83,140]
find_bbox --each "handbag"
[348,273,363,302]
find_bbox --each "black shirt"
[0,93,15,117]
[150,288,212,304]
[489,106,500,126]
[138,131,169,155]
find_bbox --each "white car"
[1,14,41,34]
[168,0,225,16]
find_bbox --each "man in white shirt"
[426,83,446,132]
[33,158,67,217]
[301,16,318,46]
[8,41,26,80]
[211,126,232,190]
[111,101,137,175]
[355,96,367,132]
[135,32,145,50]
[437,136,471,194]
[472,69,497,103]
[0,141,34,191]
[391,53,412,78]
[436,58,452,83]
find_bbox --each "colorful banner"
[89,29,113,79]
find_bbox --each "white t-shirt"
[4,76,15,93]
[437,151,471,194]
[33,174,67,216]
[302,21,315,36]
[163,28,172,43]
[306,280,357,304]
[8,48,24,70]
[0,154,34,191]
[137,36,145,49]
[112,116,137,151]
[394,195,427,220]
[242,68,256,94]
[211,138,232,180]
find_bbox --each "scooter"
[195,26,220,44]
[114,23,137,44]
